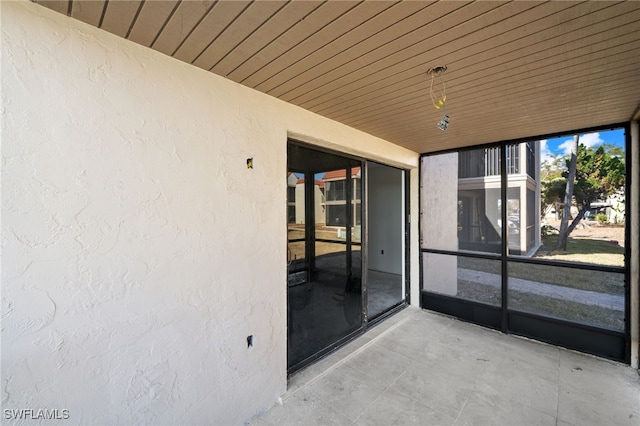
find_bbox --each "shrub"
[596,213,609,224]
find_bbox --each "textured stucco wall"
[0,1,419,424]
[368,164,403,275]
[420,154,458,295]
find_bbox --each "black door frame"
[287,140,411,374]
[364,161,411,325]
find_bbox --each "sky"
[540,128,625,164]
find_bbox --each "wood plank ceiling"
[34,0,640,153]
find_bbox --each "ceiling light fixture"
[427,65,449,130]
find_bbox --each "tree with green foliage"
[541,177,567,219]
[556,135,579,251]
[540,154,564,182]
[541,139,625,251]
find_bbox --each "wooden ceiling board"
[255,0,405,95]
[309,38,516,117]
[236,1,364,87]
[70,1,106,27]
[345,28,640,127]
[450,96,634,137]
[263,1,456,97]
[193,1,287,72]
[248,2,393,88]
[295,1,615,116]
[450,48,640,119]
[269,1,466,102]
[351,63,638,124]
[316,14,608,117]
[308,1,583,117]
[360,81,636,143]
[100,0,143,38]
[417,101,633,152]
[204,1,323,78]
[317,6,639,125]
[338,90,436,129]
[374,84,637,141]
[151,0,215,56]
[304,70,433,121]
[283,1,504,107]
[31,0,640,154]
[351,64,639,141]
[491,72,638,113]
[127,0,179,47]
[472,2,640,66]
[491,101,630,127]
[435,4,610,67]
[412,119,597,152]
[36,0,69,15]
[436,5,627,95]
[448,24,640,107]
[171,0,248,64]
[223,0,325,84]
[387,101,633,153]
[367,57,640,136]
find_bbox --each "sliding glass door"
[287,143,362,371]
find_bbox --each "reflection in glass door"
[287,143,362,371]
[287,171,306,287]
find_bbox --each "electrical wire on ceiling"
[428,65,449,131]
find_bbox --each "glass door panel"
[287,171,306,286]
[287,144,363,371]
[366,163,404,318]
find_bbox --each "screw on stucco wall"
[247,335,253,348]
[247,158,253,169]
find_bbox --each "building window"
[326,204,347,226]
[287,186,296,224]
[326,180,345,201]
[323,170,361,227]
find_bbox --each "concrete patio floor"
[249,306,640,426]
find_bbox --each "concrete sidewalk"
[458,268,624,311]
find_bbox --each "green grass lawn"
[456,235,626,330]
[535,234,624,267]
[508,290,624,331]
[458,256,624,295]
[458,234,625,295]
[457,279,624,330]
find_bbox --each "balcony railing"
[458,144,522,178]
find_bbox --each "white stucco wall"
[0,1,419,424]
[368,163,403,275]
[420,154,458,295]
[293,182,324,225]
